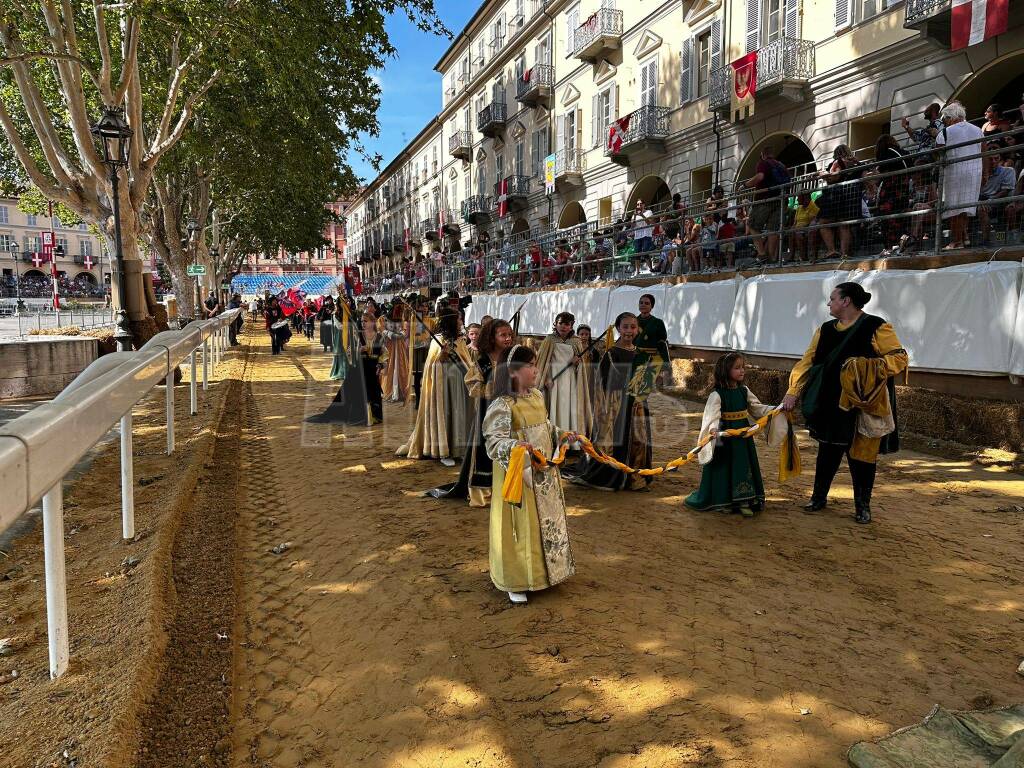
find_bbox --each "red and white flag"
[83,254,94,269]
[497,177,510,218]
[522,67,533,83]
[404,227,410,251]
[438,208,445,229]
[607,115,630,153]
[31,252,45,268]
[951,0,1008,49]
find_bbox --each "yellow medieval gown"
[483,389,575,593]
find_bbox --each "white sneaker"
[508,591,528,604]
[440,457,456,467]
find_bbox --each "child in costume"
[483,345,576,604]
[685,352,779,516]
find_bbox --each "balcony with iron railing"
[905,0,1020,44]
[439,209,460,234]
[422,217,439,240]
[516,64,554,108]
[380,236,393,254]
[449,130,473,161]
[476,101,507,138]
[494,175,531,214]
[604,104,671,166]
[709,37,815,113]
[572,8,623,62]
[409,224,423,245]
[554,148,585,188]
[461,195,492,225]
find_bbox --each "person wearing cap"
[782,282,908,524]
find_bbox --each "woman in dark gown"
[427,318,516,506]
[571,312,655,491]
[635,293,671,388]
[307,309,386,425]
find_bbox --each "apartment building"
[0,197,110,287]
[347,0,1023,281]
[242,198,354,277]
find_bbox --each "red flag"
[31,252,45,268]
[83,254,94,269]
[607,115,630,153]
[522,67,533,83]
[50,254,61,309]
[951,0,1007,49]
[497,177,509,218]
[404,227,410,251]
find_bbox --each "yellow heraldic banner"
[730,51,757,122]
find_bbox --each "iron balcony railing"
[421,217,436,238]
[439,209,459,230]
[476,101,507,134]
[494,175,531,201]
[554,148,585,177]
[572,8,623,59]
[515,64,554,102]
[449,130,473,157]
[604,104,671,156]
[380,236,393,254]
[905,0,950,24]
[461,195,491,221]
[709,37,815,111]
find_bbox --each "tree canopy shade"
[1,0,446,336]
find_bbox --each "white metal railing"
[0,307,242,679]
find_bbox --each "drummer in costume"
[535,312,592,441]
[397,305,475,467]
[782,282,907,524]
[571,312,655,491]
[427,318,516,506]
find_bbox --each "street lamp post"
[10,242,23,313]
[187,220,200,320]
[90,106,134,351]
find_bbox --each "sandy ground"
[2,324,1022,768]
[228,329,1023,768]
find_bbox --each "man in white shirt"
[630,199,654,276]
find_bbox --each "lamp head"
[90,106,133,167]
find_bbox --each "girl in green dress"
[685,352,776,516]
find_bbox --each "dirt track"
[227,329,1024,767]
[1,325,1022,768]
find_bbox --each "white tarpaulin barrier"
[730,270,840,358]
[849,262,1021,374]
[606,285,667,327]
[408,260,1024,377]
[1011,272,1024,378]
[664,278,741,349]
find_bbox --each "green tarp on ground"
[848,704,1024,767]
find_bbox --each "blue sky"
[351,1,476,183]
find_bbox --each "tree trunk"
[166,258,198,323]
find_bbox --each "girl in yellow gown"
[483,345,577,604]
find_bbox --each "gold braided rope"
[502,408,798,505]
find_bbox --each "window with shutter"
[765,0,783,43]
[566,110,577,151]
[540,32,551,64]
[680,37,693,103]
[556,112,566,152]
[835,0,851,31]
[711,18,722,70]
[640,57,658,107]
[515,142,524,176]
[783,0,799,38]
[566,5,579,56]
[746,0,761,51]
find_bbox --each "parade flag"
[404,227,410,252]
[522,67,533,84]
[729,51,757,122]
[607,115,630,153]
[50,254,61,310]
[951,0,1007,49]
[278,287,306,316]
[497,177,510,218]
[31,252,45,268]
[83,254,94,269]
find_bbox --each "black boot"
[805,443,844,513]
[851,459,875,524]
[802,498,827,512]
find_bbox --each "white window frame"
[0,206,8,225]
[696,29,712,98]
[639,55,659,108]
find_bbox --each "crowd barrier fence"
[0,308,242,679]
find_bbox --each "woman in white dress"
[535,312,592,442]
[935,101,984,249]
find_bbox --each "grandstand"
[231,273,340,297]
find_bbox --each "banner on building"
[497,177,509,217]
[544,154,556,194]
[729,51,757,122]
[951,0,1008,49]
[607,116,630,153]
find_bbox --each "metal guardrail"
[0,307,242,679]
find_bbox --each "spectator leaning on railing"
[935,100,984,250]
[978,144,1016,244]
[742,146,788,261]
[629,199,655,275]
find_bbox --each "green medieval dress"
[684,386,770,511]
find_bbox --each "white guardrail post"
[190,350,198,415]
[202,339,209,390]
[0,309,241,678]
[41,482,69,679]
[121,411,134,540]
